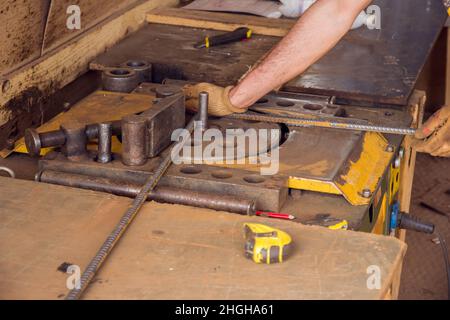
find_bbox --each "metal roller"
[36,170,256,215]
[121,115,148,166]
[97,123,113,164]
[122,60,152,83]
[102,68,140,93]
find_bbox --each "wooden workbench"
[0,177,406,300]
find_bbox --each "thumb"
[185,97,199,113]
[182,84,197,99]
[415,110,444,140]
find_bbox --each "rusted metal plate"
[279,127,362,181]
[91,0,446,106]
[285,0,447,105]
[90,23,277,85]
[40,154,289,212]
[13,91,156,155]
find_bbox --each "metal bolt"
[5,138,15,150]
[63,102,71,112]
[362,189,372,198]
[155,85,180,98]
[393,157,401,169]
[198,91,209,132]
[386,145,395,153]
[97,122,113,164]
[398,147,405,159]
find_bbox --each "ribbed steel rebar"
[227,113,416,136]
[65,119,195,300]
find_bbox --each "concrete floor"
[399,153,450,300]
[1,152,449,299]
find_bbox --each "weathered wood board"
[147,7,295,37]
[42,0,141,54]
[0,0,178,151]
[0,1,49,75]
[0,177,406,300]
[183,0,281,18]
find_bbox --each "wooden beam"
[146,7,295,37]
[0,1,50,75]
[446,27,450,105]
[0,0,178,126]
[41,0,142,54]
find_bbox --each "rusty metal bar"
[97,123,113,164]
[121,115,148,166]
[37,170,255,215]
[64,117,195,300]
[25,121,122,157]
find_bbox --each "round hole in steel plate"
[276,100,295,107]
[180,166,202,175]
[243,175,266,184]
[126,60,147,67]
[110,69,131,76]
[211,170,233,179]
[303,104,324,111]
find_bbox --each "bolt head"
[24,129,42,157]
[398,147,405,159]
[394,157,401,169]
[362,189,372,198]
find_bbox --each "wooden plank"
[146,7,294,37]
[0,1,50,75]
[0,177,407,300]
[446,28,450,105]
[0,0,178,127]
[183,0,282,18]
[398,90,426,219]
[42,0,141,54]
[389,90,426,297]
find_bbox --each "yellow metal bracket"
[335,132,392,206]
[288,132,392,206]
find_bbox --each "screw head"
[386,145,395,153]
[394,157,401,169]
[63,102,71,111]
[24,128,42,157]
[5,138,15,150]
[362,189,372,198]
[398,147,405,159]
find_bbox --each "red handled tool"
[256,211,296,221]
